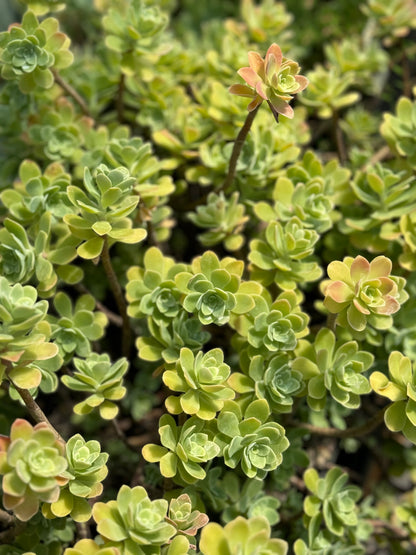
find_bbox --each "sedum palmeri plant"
[229,42,308,119]
[1,1,416,553]
[0,10,73,93]
[0,419,67,521]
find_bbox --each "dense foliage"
[0,0,416,553]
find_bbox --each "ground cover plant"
[0,0,416,553]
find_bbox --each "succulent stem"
[326,312,337,332]
[222,104,260,192]
[7,376,64,443]
[291,406,387,438]
[332,110,347,164]
[117,73,126,123]
[53,70,91,117]
[101,237,131,357]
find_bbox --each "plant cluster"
[0,0,416,553]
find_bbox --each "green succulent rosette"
[64,539,120,555]
[0,419,68,521]
[28,96,93,164]
[176,250,257,326]
[126,247,187,325]
[0,10,73,93]
[381,94,416,167]
[0,277,58,389]
[0,218,37,284]
[61,353,128,420]
[362,0,416,46]
[92,485,176,554]
[142,414,220,485]
[346,165,416,231]
[103,0,168,75]
[199,516,288,555]
[322,255,408,335]
[303,466,362,537]
[163,347,235,420]
[292,328,373,410]
[187,191,249,251]
[166,493,208,537]
[254,175,333,234]
[246,290,309,355]
[370,351,416,443]
[136,311,211,365]
[287,150,351,206]
[249,217,322,290]
[64,164,146,260]
[0,159,73,228]
[230,352,304,414]
[216,400,289,479]
[43,433,109,522]
[300,65,360,119]
[48,292,108,362]
[219,471,281,526]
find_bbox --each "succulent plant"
[381,94,416,168]
[220,472,281,525]
[370,351,416,443]
[28,98,93,163]
[0,159,72,228]
[103,0,168,75]
[48,292,108,362]
[64,164,146,260]
[92,485,176,554]
[322,255,408,335]
[324,36,388,94]
[187,191,249,251]
[177,250,255,326]
[246,290,309,355]
[166,493,208,536]
[199,515,288,555]
[362,0,416,45]
[286,150,351,206]
[0,10,73,93]
[239,0,293,45]
[163,347,235,420]
[0,213,75,298]
[43,433,109,522]
[126,246,187,325]
[300,66,360,119]
[136,310,211,364]
[0,218,37,284]
[343,165,416,235]
[294,533,365,555]
[20,0,67,16]
[395,488,416,538]
[142,414,220,484]
[230,352,304,414]
[303,466,362,537]
[254,175,334,234]
[61,353,128,420]
[0,419,68,521]
[63,539,120,555]
[0,277,58,389]
[229,42,308,119]
[216,400,289,479]
[292,328,373,410]
[398,212,416,271]
[249,218,322,290]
